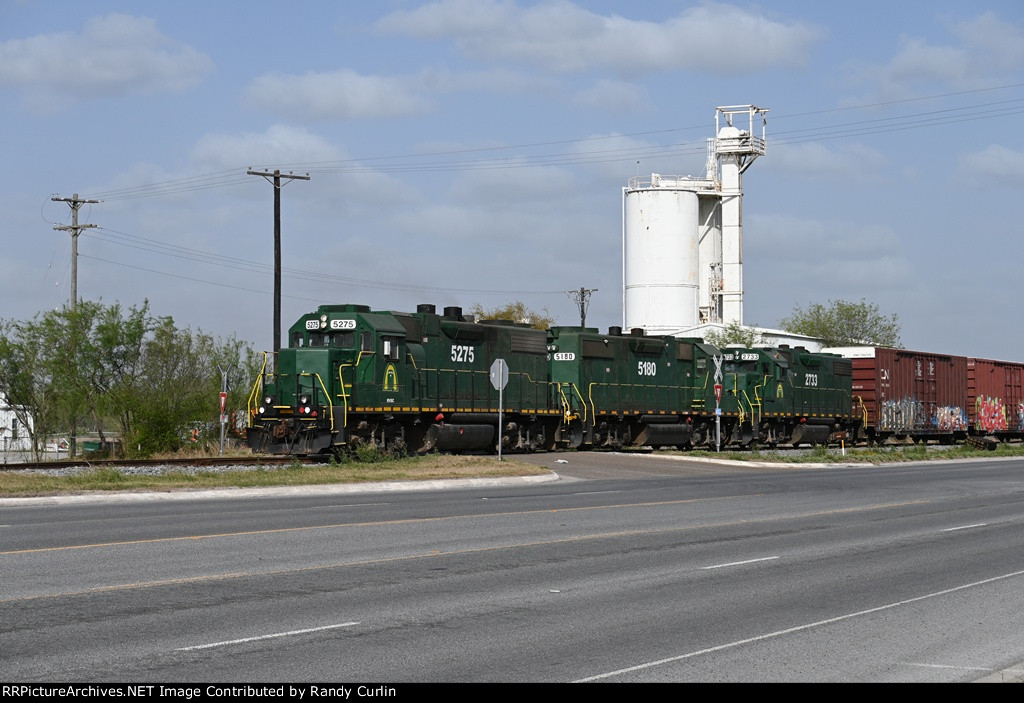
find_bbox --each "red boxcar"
[823,346,968,444]
[967,357,1024,438]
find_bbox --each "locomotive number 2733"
[451,344,475,363]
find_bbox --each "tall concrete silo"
[623,105,767,333]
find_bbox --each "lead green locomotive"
[246,304,561,455]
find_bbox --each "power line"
[85,227,567,297]
[79,83,1024,202]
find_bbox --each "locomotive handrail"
[338,364,354,429]
[246,352,270,427]
[313,372,334,431]
[740,389,759,425]
[555,383,576,422]
[752,375,768,423]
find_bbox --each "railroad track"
[0,454,330,473]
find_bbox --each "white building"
[1,394,34,458]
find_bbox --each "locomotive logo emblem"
[383,363,399,391]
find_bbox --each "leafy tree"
[0,300,258,458]
[469,300,555,330]
[704,321,763,348]
[779,298,902,348]
[0,319,57,459]
[125,318,257,456]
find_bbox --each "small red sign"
[714,384,723,403]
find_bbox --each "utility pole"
[247,169,310,362]
[565,287,598,327]
[51,193,99,311]
[51,194,99,461]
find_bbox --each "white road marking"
[321,503,392,508]
[701,556,779,570]
[903,662,993,671]
[574,567,1024,682]
[176,621,360,651]
[941,523,987,532]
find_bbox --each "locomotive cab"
[247,304,412,454]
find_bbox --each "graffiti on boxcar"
[880,398,966,432]
[879,397,926,431]
[975,396,1009,433]
[935,405,967,431]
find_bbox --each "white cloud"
[246,69,432,121]
[187,125,414,214]
[557,133,707,182]
[190,125,346,171]
[0,14,212,112]
[376,0,822,75]
[959,144,1024,184]
[447,160,578,205]
[766,142,888,182]
[572,80,651,113]
[745,214,916,318]
[846,12,1024,100]
[417,66,559,96]
[952,12,1024,70]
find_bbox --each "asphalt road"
[2,453,1024,682]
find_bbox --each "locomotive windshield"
[290,331,356,348]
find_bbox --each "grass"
[0,454,548,497]
[665,441,1024,464]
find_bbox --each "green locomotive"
[246,304,561,455]
[722,345,857,446]
[546,326,736,449]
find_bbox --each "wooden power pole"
[565,287,598,328]
[51,193,99,460]
[51,193,99,311]
[247,169,310,360]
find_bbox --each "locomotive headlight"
[258,406,266,414]
[263,395,273,406]
[319,314,327,329]
[299,394,311,406]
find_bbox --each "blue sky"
[2,1,1023,359]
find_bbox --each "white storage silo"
[622,176,701,333]
[622,106,767,335]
